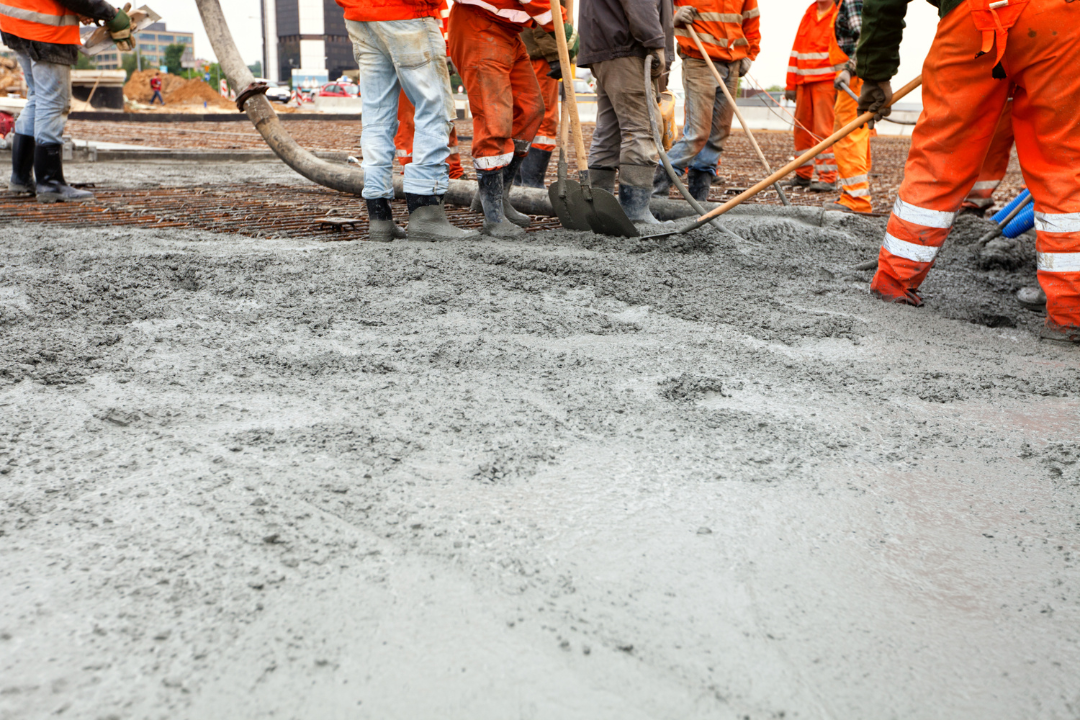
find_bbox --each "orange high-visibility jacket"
[786,1,839,90]
[335,0,442,23]
[456,0,565,31]
[674,0,760,64]
[0,0,81,44]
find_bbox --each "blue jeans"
[664,56,736,176]
[14,52,70,146]
[345,17,456,199]
[150,90,164,105]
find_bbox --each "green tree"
[248,60,262,78]
[163,43,187,74]
[74,53,96,70]
[121,52,139,80]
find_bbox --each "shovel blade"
[583,186,640,238]
[549,179,592,231]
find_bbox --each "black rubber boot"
[514,148,551,189]
[501,153,532,228]
[366,198,406,242]
[9,133,35,194]
[687,168,712,203]
[618,164,661,224]
[652,164,675,198]
[475,169,525,238]
[809,180,837,193]
[784,175,812,189]
[589,167,616,194]
[34,143,93,203]
[405,193,480,242]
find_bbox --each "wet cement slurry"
[1,165,1078,719]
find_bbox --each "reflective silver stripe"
[844,188,870,197]
[818,164,838,171]
[732,38,748,47]
[395,149,411,158]
[698,12,743,22]
[882,232,940,263]
[892,197,955,229]
[970,180,1001,192]
[0,4,78,26]
[1035,211,1080,234]
[840,174,868,185]
[473,151,514,170]
[742,7,760,19]
[966,197,994,208]
[677,28,729,47]
[793,66,837,76]
[531,9,553,24]
[787,65,798,73]
[447,145,459,154]
[794,52,830,60]
[532,136,557,146]
[457,0,530,23]
[1038,252,1080,272]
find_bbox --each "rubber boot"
[652,164,674,198]
[405,193,480,242]
[589,167,616,195]
[366,198,406,242]
[9,133,35,194]
[784,175,812,189]
[809,180,837,193]
[475,169,525,238]
[34,143,93,203]
[501,153,531,228]
[687,168,712,203]
[618,164,661,224]
[514,148,551,189]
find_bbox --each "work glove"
[858,78,893,120]
[737,57,752,77]
[647,48,665,80]
[784,89,796,102]
[558,23,579,60]
[673,5,699,26]
[107,4,135,52]
[547,59,563,80]
[834,68,851,91]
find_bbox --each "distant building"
[261,0,356,85]
[94,22,194,71]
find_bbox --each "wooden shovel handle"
[550,0,589,181]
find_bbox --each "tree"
[74,53,96,70]
[163,43,187,74]
[248,61,262,78]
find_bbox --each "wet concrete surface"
[1,163,1078,719]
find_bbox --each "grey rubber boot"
[809,181,837,193]
[687,168,712,203]
[405,193,480,242]
[475,168,525,238]
[34,143,93,203]
[366,198,406,242]
[9,133,35,194]
[652,164,674,198]
[501,153,532,228]
[617,164,661,224]
[514,148,551,189]
[784,175,812,189]
[588,167,617,194]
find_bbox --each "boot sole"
[36,194,95,204]
[409,228,481,242]
[482,222,525,239]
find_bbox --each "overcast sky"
[167,0,937,100]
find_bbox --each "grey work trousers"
[664,55,737,175]
[587,55,660,173]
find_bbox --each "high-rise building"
[93,23,194,71]
[262,0,356,85]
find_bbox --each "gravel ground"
[1,162,1077,720]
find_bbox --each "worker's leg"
[810,81,837,185]
[507,39,544,170]
[870,3,1010,303]
[23,58,90,203]
[447,125,465,179]
[664,57,718,174]
[516,57,557,188]
[394,88,415,170]
[833,76,873,213]
[961,98,1014,214]
[793,83,815,181]
[588,66,621,193]
[347,19,404,201]
[13,53,37,140]
[9,52,37,193]
[1005,0,1080,332]
[686,59,736,201]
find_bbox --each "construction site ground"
[1,123,1077,720]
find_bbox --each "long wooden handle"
[684,75,923,230]
[551,0,589,179]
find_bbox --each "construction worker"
[858,0,1080,341]
[960,98,1014,216]
[515,27,563,189]
[393,88,466,181]
[2,0,132,202]
[826,0,872,213]
[341,0,479,243]
[447,0,570,238]
[653,0,760,203]
[578,0,674,223]
[785,0,839,192]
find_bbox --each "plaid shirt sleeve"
[834,0,863,63]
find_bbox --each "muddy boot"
[501,153,532,228]
[652,164,674,198]
[366,198,406,242]
[687,168,712,203]
[34,143,93,203]
[589,167,616,195]
[784,175,812,189]
[475,168,525,238]
[8,133,35,194]
[618,164,661,224]
[405,193,480,242]
[809,180,837,193]
[1017,286,1047,311]
[514,148,550,189]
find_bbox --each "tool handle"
[551,0,590,185]
[683,74,923,232]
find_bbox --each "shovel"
[549,96,592,231]
[639,75,924,240]
[685,26,789,206]
[550,0,639,237]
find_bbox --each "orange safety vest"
[0,0,81,45]
[674,0,761,64]
[334,0,442,23]
[455,0,563,30]
[786,1,839,90]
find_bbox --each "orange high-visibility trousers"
[394,89,465,179]
[833,75,872,213]
[794,80,837,183]
[871,0,1080,330]
[962,98,1014,212]
[447,2,544,172]
[531,58,559,153]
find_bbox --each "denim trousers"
[346,17,456,199]
[665,55,737,176]
[14,52,70,146]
